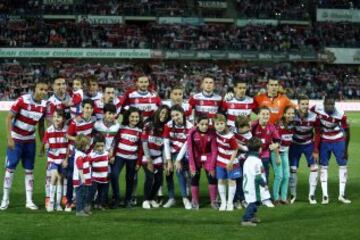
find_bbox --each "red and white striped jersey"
[162,100,193,119]
[67,115,96,154]
[43,125,68,165]
[216,132,239,168]
[164,120,193,155]
[10,94,47,142]
[311,105,349,143]
[90,150,110,183]
[122,90,161,120]
[70,89,84,118]
[141,124,164,166]
[276,123,294,152]
[222,96,255,127]
[93,97,123,120]
[94,120,120,152]
[73,149,92,187]
[293,111,319,145]
[85,91,103,102]
[46,93,72,120]
[188,92,222,119]
[115,125,142,160]
[234,130,252,161]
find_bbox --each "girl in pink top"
[188,114,218,209]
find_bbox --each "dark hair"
[195,113,209,124]
[324,92,337,102]
[258,106,270,114]
[146,105,170,134]
[35,79,48,86]
[170,104,186,129]
[233,78,247,87]
[171,85,184,92]
[82,98,94,108]
[247,137,262,152]
[103,84,115,91]
[279,105,295,129]
[137,75,149,82]
[54,109,66,119]
[202,75,215,83]
[103,103,116,114]
[298,94,309,103]
[73,77,82,84]
[53,77,66,84]
[235,115,250,129]
[93,133,106,145]
[122,107,143,128]
[85,76,97,85]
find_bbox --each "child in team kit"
[188,114,218,209]
[141,105,170,209]
[163,105,193,209]
[65,99,96,211]
[233,115,253,209]
[70,77,84,118]
[272,106,295,205]
[73,134,92,217]
[112,107,143,208]
[213,114,239,211]
[242,137,269,227]
[43,109,69,212]
[88,134,110,211]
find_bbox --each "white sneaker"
[241,200,248,208]
[308,195,317,205]
[150,200,160,208]
[321,196,329,205]
[56,205,63,211]
[142,200,151,209]
[226,203,234,211]
[182,198,192,210]
[163,198,176,208]
[290,195,296,204]
[64,205,72,212]
[262,199,275,208]
[0,199,9,210]
[219,202,226,211]
[26,202,39,210]
[234,201,243,210]
[46,203,54,212]
[338,195,351,204]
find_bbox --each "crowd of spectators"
[235,0,309,20]
[1,60,359,100]
[2,19,359,50]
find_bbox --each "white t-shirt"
[243,155,264,203]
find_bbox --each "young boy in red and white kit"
[65,99,96,211]
[70,77,84,118]
[88,134,110,211]
[73,134,92,217]
[214,114,239,211]
[43,109,69,212]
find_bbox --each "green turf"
[0,112,359,240]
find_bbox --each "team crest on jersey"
[230,104,235,108]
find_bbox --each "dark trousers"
[110,157,137,203]
[65,155,74,205]
[88,182,109,206]
[262,158,270,183]
[191,169,217,186]
[242,202,259,221]
[75,185,89,213]
[234,177,245,202]
[143,166,163,201]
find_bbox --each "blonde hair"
[214,114,227,123]
[75,134,90,151]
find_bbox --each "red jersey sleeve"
[43,130,49,144]
[72,93,82,105]
[67,120,77,137]
[163,124,170,139]
[188,96,195,108]
[76,156,84,170]
[341,114,349,129]
[10,97,23,114]
[229,136,239,150]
